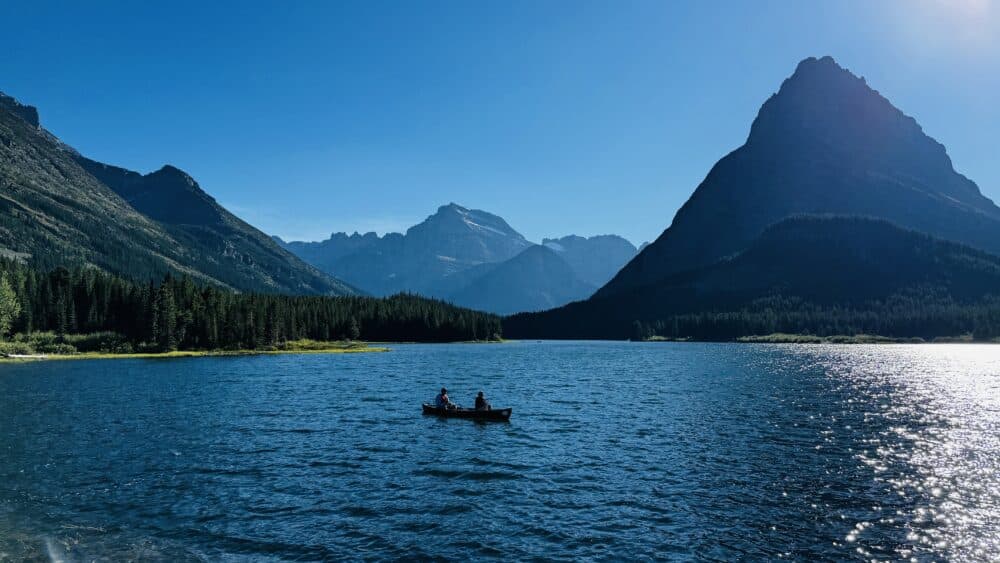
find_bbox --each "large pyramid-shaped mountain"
[598,56,1000,298]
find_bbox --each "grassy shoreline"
[0,340,388,362]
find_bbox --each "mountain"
[598,56,1000,299]
[507,56,1000,339]
[506,216,1000,340]
[281,203,531,297]
[279,205,639,314]
[275,231,382,275]
[542,234,637,287]
[0,90,353,295]
[280,203,535,297]
[446,245,597,315]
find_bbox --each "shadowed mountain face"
[0,91,353,295]
[445,245,596,315]
[598,56,1000,299]
[542,235,637,287]
[76,159,225,225]
[506,216,1000,339]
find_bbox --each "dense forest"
[508,289,1000,342]
[625,292,1000,342]
[0,259,502,353]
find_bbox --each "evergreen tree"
[0,273,20,339]
[156,285,178,351]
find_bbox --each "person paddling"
[475,391,491,411]
[435,387,456,410]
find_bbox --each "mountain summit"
[598,56,1000,298]
[404,203,531,265]
[0,92,39,128]
[76,158,225,225]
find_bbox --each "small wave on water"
[413,468,524,481]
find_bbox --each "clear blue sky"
[2,1,998,245]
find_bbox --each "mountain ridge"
[542,234,637,287]
[280,205,637,313]
[0,89,354,295]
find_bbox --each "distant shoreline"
[645,333,995,344]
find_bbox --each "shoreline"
[645,333,996,344]
[0,343,389,362]
[0,338,512,363]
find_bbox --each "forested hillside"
[0,260,501,352]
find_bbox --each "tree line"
[0,259,502,351]
[628,292,1000,341]
[506,288,1000,342]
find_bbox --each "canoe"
[422,404,512,422]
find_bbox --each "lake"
[1,341,999,561]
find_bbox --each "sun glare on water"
[811,344,1000,561]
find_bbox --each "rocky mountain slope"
[0,90,353,295]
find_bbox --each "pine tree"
[156,285,178,351]
[348,316,361,340]
[0,273,20,339]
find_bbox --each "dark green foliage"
[0,260,502,350]
[0,272,19,337]
[348,317,361,340]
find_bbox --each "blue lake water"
[1,341,999,561]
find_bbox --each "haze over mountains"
[278,203,639,314]
[508,56,1000,339]
[0,91,354,295]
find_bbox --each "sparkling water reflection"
[0,342,998,560]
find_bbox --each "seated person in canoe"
[474,391,491,411]
[435,387,457,409]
